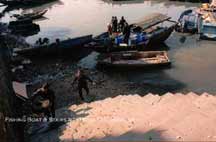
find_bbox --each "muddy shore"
[12,52,190,109]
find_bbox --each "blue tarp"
[115,33,148,45]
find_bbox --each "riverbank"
[12,51,192,109]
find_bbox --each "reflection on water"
[1,0,216,93]
[1,0,198,43]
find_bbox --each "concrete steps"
[38,92,216,142]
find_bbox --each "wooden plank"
[134,13,171,30]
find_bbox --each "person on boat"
[36,37,43,45]
[119,16,126,32]
[111,16,115,31]
[55,38,60,45]
[31,83,55,118]
[107,23,112,35]
[43,37,49,45]
[113,16,118,33]
[72,68,95,101]
[123,23,131,44]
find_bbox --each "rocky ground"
[12,54,190,109]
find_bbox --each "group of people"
[35,37,61,47]
[31,68,94,118]
[35,37,50,46]
[107,16,131,44]
[108,16,129,34]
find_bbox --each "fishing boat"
[13,10,48,21]
[176,9,199,33]
[15,35,93,58]
[198,13,216,40]
[97,51,171,69]
[87,13,176,53]
[0,0,56,6]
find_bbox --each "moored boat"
[13,10,48,21]
[87,13,176,53]
[15,35,93,58]
[198,13,216,40]
[0,0,56,6]
[97,51,171,69]
[176,9,199,33]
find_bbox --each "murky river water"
[1,0,216,94]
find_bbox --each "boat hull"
[97,51,171,70]
[0,0,56,6]
[91,25,175,53]
[16,35,93,58]
[15,10,47,21]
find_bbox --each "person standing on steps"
[72,68,95,101]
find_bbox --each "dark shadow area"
[62,129,170,141]
[12,48,92,82]
[29,106,92,142]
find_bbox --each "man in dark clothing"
[123,23,131,44]
[119,16,126,32]
[72,69,94,101]
[113,16,118,33]
[111,16,115,32]
[31,83,55,118]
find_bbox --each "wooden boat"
[13,10,48,20]
[15,35,93,57]
[175,9,199,33]
[0,0,56,6]
[97,51,171,69]
[198,14,216,40]
[87,13,176,53]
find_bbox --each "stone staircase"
[32,92,216,142]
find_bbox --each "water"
[0,0,198,43]
[1,0,216,94]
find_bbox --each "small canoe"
[13,10,48,21]
[97,51,171,69]
[15,35,93,58]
